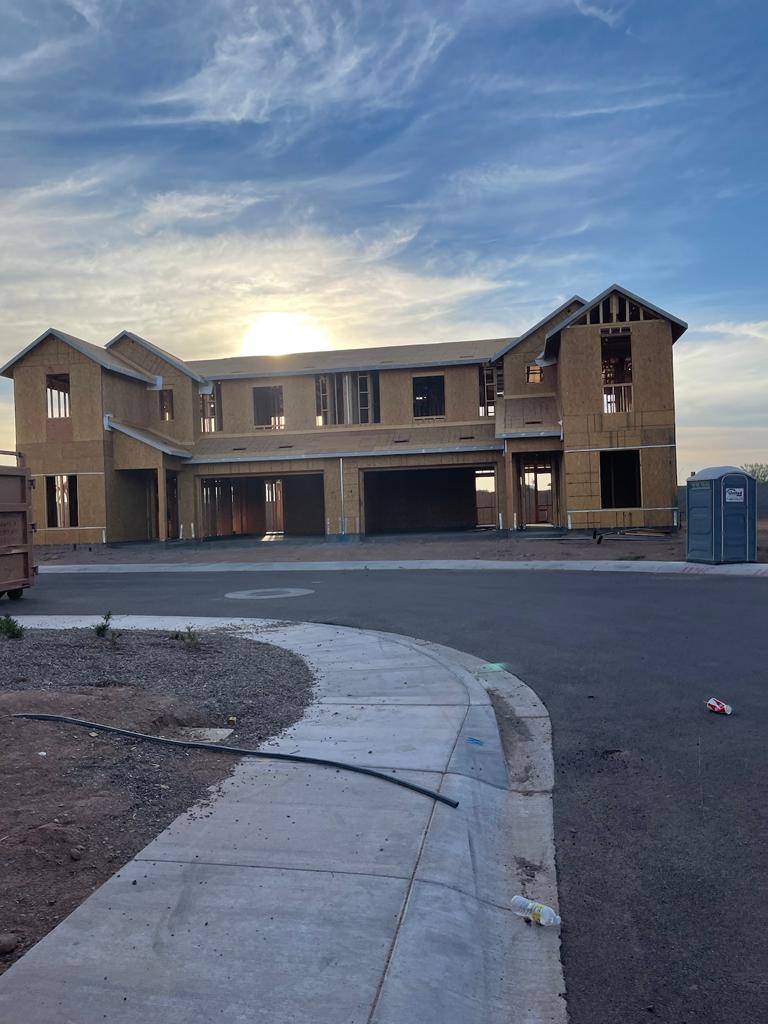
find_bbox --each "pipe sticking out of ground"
[12,713,459,808]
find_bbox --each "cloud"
[64,0,104,28]
[449,161,600,194]
[0,168,506,363]
[137,189,270,231]
[0,36,85,82]
[148,1,453,126]
[675,323,767,424]
[572,0,625,27]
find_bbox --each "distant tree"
[741,463,768,483]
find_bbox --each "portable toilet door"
[686,476,716,562]
[720,470,756,562]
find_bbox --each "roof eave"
[0,328,156,384]
[106,331,208,384]
[491,295,587,362]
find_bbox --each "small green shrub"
[94,611,113,638]
[0,614,24,640]
[170,625,200,649]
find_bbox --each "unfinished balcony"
[602,382,633,414]
[601,335,633,414]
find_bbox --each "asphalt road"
[9,569,767,1024]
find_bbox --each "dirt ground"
[0,628,314,975]
[33,523,768,565]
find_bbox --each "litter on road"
[706,697,733,715]
[511,895,561,927]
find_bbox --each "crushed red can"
[706,697,732,715]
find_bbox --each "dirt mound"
[0,628,314,976]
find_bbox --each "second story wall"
[212,362,486,437]
[218,375,316,434]
[380,364,481,425]
[13,335,104,448]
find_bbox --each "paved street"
[11,567,767,1024]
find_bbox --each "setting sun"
[241,313,332,356]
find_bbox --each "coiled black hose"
[13,713,459,808]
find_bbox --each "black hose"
[12,713,459,809]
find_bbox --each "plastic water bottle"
[511,895,561,927]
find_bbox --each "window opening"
[253,386,285,429]
[315,371,380,425]
[46,474,78,528]
[200,383,222,433]
[46,374,70,419]
[413,375,445,418]
[159,389,174,422]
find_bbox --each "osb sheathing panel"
[12,337,104,447]
[218,376,317,434]
[563,446,677,528]
[560,320,675,424]
[107,338,200,444]
[379,365,482,425]
[558,319,678,528]
[34,528,105,545]
[106,470,155,543]
[103,372,154,429]
[24,440,106,475]
[111,432,163,471]
[31,471,107,546]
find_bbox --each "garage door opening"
[363,467,497,535]
[201,474,325,539]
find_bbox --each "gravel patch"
[2,627,315,744]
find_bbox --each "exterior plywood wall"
[560,319,678,528]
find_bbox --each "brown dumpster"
[0,451,35,601]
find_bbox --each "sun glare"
[241,313,332,357]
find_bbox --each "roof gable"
[106,331,207,384]
[0,328,157,383]
[540,285,688,363]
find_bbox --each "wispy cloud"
[148,1,453,126]
[0,36,86,82]
[450,161,599,194]
[572,0,627,28]
[137,189,270,231]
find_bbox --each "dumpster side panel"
[0,461,34,592]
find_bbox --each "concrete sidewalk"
[0,616,565,1024]
[38,558,768,576]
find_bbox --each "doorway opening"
[166,471,179,540]
[475,469,497,528]
[521,459,554,525]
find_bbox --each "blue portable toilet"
[686,466,757,564]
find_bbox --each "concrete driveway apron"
[0,616,564,1024]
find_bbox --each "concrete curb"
[0,615,565,1024]
[38,558,768,577]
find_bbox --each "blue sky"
[0,0,766,476]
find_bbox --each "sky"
[0,0,766,478]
